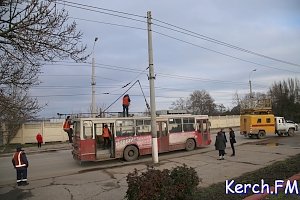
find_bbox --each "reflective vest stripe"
[15,152,26,168]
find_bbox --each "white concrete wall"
[209,115,240,129]
[10,122,69,144]
[9,115,240,144]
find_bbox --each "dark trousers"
[123,105,129,117]
[103,137,110,149]
[16,168,27,184]
[230,142,235,155]
[37,142,42,148]
[67,129,73,143]
[218,150,225,156]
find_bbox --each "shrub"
[125,164,200,200]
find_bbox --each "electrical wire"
[152,18,300,68]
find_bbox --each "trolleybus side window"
[116,119,135,137]
[83,121,93,139]
[183,117,195,132]
[136,120,151,136]
[169,118,182,133]
[266,118,271,123]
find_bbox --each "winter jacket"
[215,133,226,150]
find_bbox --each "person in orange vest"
[122,94,131,117]
[36,133,43,148]
[12,145,29,186]
[102,124,111,149]
[63,116,73,143]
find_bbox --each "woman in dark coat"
[229,127,236,156]
[215,130,226,160]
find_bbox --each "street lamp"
[91,37,98,118]
[249,69,257,99]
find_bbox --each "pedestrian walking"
[229,127,236,156]
[215,130,226,160]
[122,94,131,117]
[102,124,111,149]
[63,116,73,143]
[12,145,29,186]
[36,133,43,148]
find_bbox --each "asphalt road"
[0,130,299,186]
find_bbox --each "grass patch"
[192,154,300,200]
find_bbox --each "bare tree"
[187,90,216,115]
[0,0,87,89]
[170,97,188,111]
[0,0,88,144]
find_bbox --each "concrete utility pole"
[91,37,98,118]
[147,11,159,164]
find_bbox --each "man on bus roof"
[122,94,131,117]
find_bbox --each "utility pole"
[147,11,159,164]
[91,37,98,118]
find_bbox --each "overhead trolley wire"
[152,18,300,68]
[153,31,300,74]
[55,0,146,24]
[58,0,146,19]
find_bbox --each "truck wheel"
[123,145,139,161]
[185,139,196,151]
[288,129,295,136]
[257,131,266,139]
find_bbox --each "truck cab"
[275,117,296,136]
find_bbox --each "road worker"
[12,145,29,186]
[102,124,111,149]
[63,116,73,143]
[122,94,131,117]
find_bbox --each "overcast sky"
[30,0,300,118]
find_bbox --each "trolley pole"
[147,11,159,164]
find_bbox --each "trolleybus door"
[158,121,169,152]
[81,120,96,161]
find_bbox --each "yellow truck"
[240,114,296,138]
[240,99,296,138]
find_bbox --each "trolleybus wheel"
[123,145,139,161]
[288,128,295,136]
[185,139,196,151]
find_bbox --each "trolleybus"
[71,114,211,162]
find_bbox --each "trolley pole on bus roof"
[147,11,159,164]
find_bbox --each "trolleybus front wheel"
[123,145,139,161]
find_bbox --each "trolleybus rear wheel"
[124,145,139,161]
[185,139,196,151]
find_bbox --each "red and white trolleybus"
[72,114,211,162]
